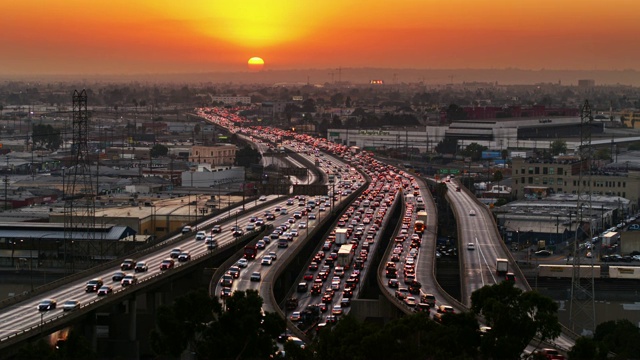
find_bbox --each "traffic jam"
[199,107,449,334]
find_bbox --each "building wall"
[511,157,640,207]
[620,231,640,254]
[211,96,251,105]
[189,145,237,166]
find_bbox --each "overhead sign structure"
[292,184,328,196]
[281,167,308,177]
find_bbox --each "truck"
[537,240,546,251]
[335,228,349,245]
[243,244,258,260]
[496,258,509,275]
[416,211,428,223]
[414,220,426,234]
[337,244,354,269]
[602,231,620,246]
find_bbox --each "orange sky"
[1,0,639,75]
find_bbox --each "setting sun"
[247,57,265,72]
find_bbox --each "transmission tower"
[569,100,596,336]
[63,90,95,272]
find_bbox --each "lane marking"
[476,237,497,284]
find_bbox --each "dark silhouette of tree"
[301,98,316,113]
[471,281,561,359]
[462,142,488,161]
[550,140,567,156]
[435,138,458,154]
[446,104,467,121]
[330,115,342,128]
[235,145,262,167]
[150,144,169,158]
[330,93,344,107]
[32,123,62,150]
[345,96,352,108]
[493,170,503,182]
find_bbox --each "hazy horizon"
[2,68,639,86]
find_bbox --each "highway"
[0,193,284,342]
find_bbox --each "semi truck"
[496,258,509,275]
[335,228,349,245]
[337,244,354,269]
[416,211,428,223]
[414,210,428,234]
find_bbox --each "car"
[97,285,113,296]
[120,259,136,271]
[212,225,222,233]
[469,210,476,216]
[134,261,148,272]
[121,274,138,286]
[456,186,461,192]
[181,226,192,234]
[299,222,307,229]
[250,272,261,281]
[246,223,256,231]
[195,231,206,241]
[309,213,317,220]
[261,256,273,266]
[421,294,436,307]
[467,242,475,250]
[437,305,455,314]
[395,287,410,299]
[220,274,233,287]
[504,272,516,282]
[233,229,244,237]
[533,348,566,360]
[37,299,57,311]
[535,250,552,257]
[160,258,175,270]
[220,287,232,298]
[404,296,417,307]
[388,278,399,288]
[112,271,127,282]
[256,240,266,249]
[289,311,302,321]
[258,195,267,201]
[178,251,191,262]
[169,248,182,258]
[340,297,351,307]
[62,300,80,312]
[237,258,249,268]
[297,282,308,293]
[332,305,343,315]
[86,278,104,292]
[228,266,241,278]
[268,251,278,260]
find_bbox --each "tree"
[434,138,458,154]
[235,145,261,167]
[150,144,169,158]
[32,123,62,150]
[330,115,342,128]
[471,281,561,359]
[446,104,467,121]
[550,140,567,156]
[345,96,352,108]
[493,170,504,182]
[462,142,488,161]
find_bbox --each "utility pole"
[570,100,596,336]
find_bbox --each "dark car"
[504,272,516,282]
[134,261,148,272]
[112,271,127,282]
[37,299,57,311]
[120,259,136,271]
[97,285,113,296]
[86,278,104,292]
[535,250,552,257]
[212,225,222,233]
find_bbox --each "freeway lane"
[445,179,512,305]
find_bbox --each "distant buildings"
[578,79,596,87]
[189,144,237,166]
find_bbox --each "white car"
[469,210,476,216]
[261,256,273,266]
[237,258,248,268]
[258,195,267,201]
[467,243,475,250]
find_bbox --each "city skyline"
[2,0,639,76]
